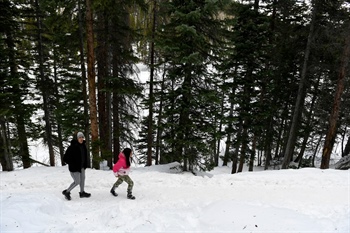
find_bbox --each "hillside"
[1,164,349,232]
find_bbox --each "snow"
[1,163,349,233]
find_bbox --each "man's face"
[78,137,84,144]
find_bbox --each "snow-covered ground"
[1,162,349,233]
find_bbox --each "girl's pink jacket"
[112,152,130,176]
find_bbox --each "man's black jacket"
[63,139,88,172]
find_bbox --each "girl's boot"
[127,191,135,200]
[110,186,118,197]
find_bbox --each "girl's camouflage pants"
[112,175,134,192]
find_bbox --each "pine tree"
[0,0,35,169]
[156,0,229,172]
[107,0,145,164]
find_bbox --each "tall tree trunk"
[35,0,55,166]
[237,124,248,173]
[223,134,231,167]
[178,72,191,171]
[321,22,350,169]
[106,84,112,167]
[146,0,157,167]
[0,118,13,171]
[0,119,7,170]
[215,93,225,167]
[237,66,252,172]
[231,149,238,174]
[86,0,99,169]
[231,122,242,174]
[6,25,30,168]
[294,74,321,164]
[16,106,31,168]
[254,0,259,12]
[269,0,277,36]
[112,92,120,163]
[155,67,166,165]
[53,47,65,165]
[78,0,90,167]
[274,105,288,159]
[96,10,109,163]
[248,134,256,171]
[223,103,234,166]
[264,117,273,170]
[282,1,317,169]
[112,43,120,163]
[224,65,238,167]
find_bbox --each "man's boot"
[62,190,71,200]
[79,191,91,198]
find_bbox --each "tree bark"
[223,98,235,166]
[248,135,256,171]
[215,93,225,167]
[112,91,120,163]
[294,74,321,165]
[321,22,350,169]
[35,0,55,167]
[282,1,316,169]
[111,36,120,164]
[238,66,252,172]
[0,118,13,171]
[224,66,238,167]
[155,66,166,165]
[223,137,231,166]
[78,0,90,167]
[264,117,273,170]
[5,23,30,169]
[96,10,110,163]
[178,73,192,171]
[146,0,157,166]
[53,47,65,166]
[86,0,99,169]
[231,122,242,174]
[223,107,233,167]
[237,124,247,173]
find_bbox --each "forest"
[1,0,350,173]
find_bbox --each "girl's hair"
[123,148,132,167]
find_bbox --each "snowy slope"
[1,163,349,232]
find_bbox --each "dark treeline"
[1,0,350,172]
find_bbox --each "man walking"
[62,131,91,200]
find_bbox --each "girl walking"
[110,148,135,200]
